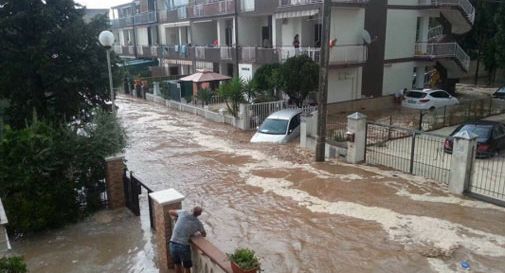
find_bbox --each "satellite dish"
[362,29,372,45]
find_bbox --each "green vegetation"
[196,88,213,107]
[279,55,319,107]
[0,110,126,234]
[0,256,27,273]
[218,78,246,117]
[0,0,120,129]
[0,1,127,234]
[250,55,319,106]
[227,248,260,271]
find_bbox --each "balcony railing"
[329,44,367,65]
[241,47,279,64]
[428,25,444,41]
[278,0,368,7]
[133,11,157,25]
[415,42,470,71]
[158,6,188,23]
[111,11,157,28]
[220,46,234,60]
[190,237,232,273]
[278,46,320,62]
[113,45,123,55]
[188,0,235,18]
[418,0,475,24]
[163,45,194,60]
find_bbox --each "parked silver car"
[250,109,302,144]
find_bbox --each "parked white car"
[250,109,302,144]
[402,89,459,110]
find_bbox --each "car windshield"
[405,91,427,98]
[455,124,492,141]
[496,87,505,94]
[259,119,289,135]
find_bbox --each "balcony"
[220,46,235,61]
[163,45,195,61]
[111,11,157,28]
[329,44,367,65]
[241,47,279,64]
[137,46,161,58]
[415,42,470,71]
[194,46,222,62]
[418,0,475,34]
[278,0,368,8]
[188,0,235,18]
[278,47,320,63]
[120,45,136,57]
[158,6,188,23]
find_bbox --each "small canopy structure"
[180,69,231,83]
[180,69,232,96]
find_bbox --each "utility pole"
[315,0,331,162]
[234,1,240,78]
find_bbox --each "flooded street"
[15,95,505,273]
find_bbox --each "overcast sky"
[75,0,130,9]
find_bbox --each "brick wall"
[105,156,126,209]
[153,201,181,273]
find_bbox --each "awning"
[180,69,231,83]
[161,21,190,28]
[274,9,319,19]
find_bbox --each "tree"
[218,78,245,117]
[494,2,505,76]
[0,0,117,128]
[196,88,212,107]
[279,55,319,107]
[251,63,281,102]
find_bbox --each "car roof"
[407,89,446,94]
[266,109,303,120]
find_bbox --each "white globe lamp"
[98,30,115,48]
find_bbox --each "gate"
[468,152,505,206]
[365,122,452,184]
[123,170,155,229]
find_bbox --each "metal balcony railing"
[220,46,234,60]
[158,6,188,23]
[111,16,134,28]
[278,0,368,7]
[415,42,470,71]
[427,25,444,41]
[133,11,157,25]
[188,0,235,18]
[113,45,123,55]
[418,0,475,24]
[277,46,320,62]
[195,46,206,59]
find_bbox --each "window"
[288,114,300,133]
[405,91,426,98]
[493,125,505,138]
[259,119,289,135]
[430,91,450,98]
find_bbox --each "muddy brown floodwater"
[14,96,505,273]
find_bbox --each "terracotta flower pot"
[230,262,259,273]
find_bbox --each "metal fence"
[469,152,505,205]
[248,100,285,129]
[327,121,347,147]
[366,122,452,184]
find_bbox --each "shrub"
[0,256,27,273]
[218,78,245,117]
[228,248,260,270]
[0,110,126,235]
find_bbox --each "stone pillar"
[416,65,426,89]
[346,112,367,164]
[153,81,160,97]
[237,103,250,130]
[449,130,477,194]
[300,111,317,150]
[149,189,185,273]
[105,154,126,209]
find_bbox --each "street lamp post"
[98,30,116,114]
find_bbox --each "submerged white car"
[402,89,459,110]
[250,109,302,144]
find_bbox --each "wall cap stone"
[347,112,367,120]
[105,154,125,162]
[150,189,185,205]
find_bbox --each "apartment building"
[110,0,474,103]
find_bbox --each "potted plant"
[227,248,260,273]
